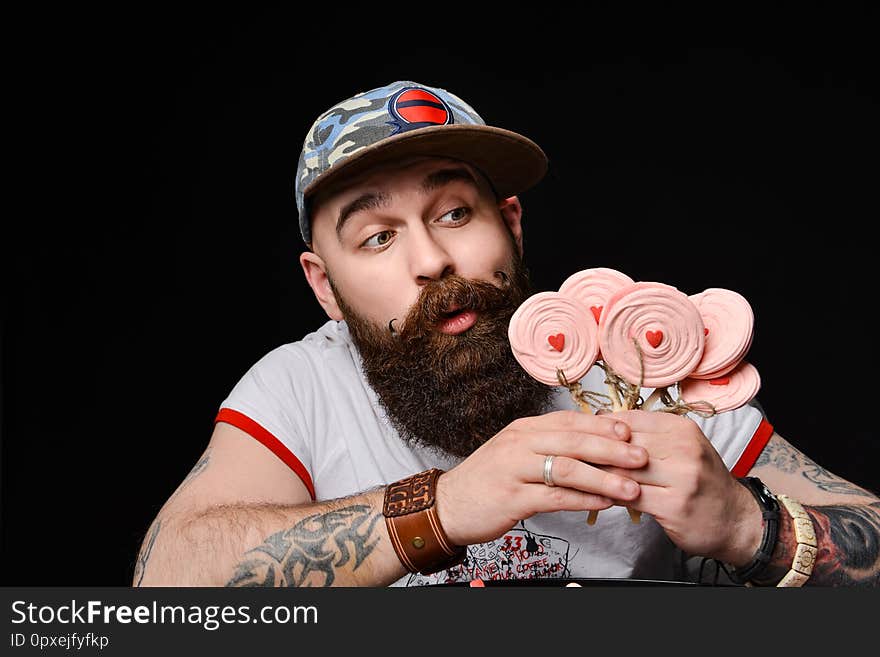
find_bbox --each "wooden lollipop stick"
[588,507,640,525]
[563,372,641,525]
[579,381,637,525]
[641,388,663,411]
[609,379,641,523]
[606,380,623,412]
[573,396,593,414]
[562,378,601,525]
[562,374,595,415]
[641,386,669,412]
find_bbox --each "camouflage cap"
[294,80,548,246]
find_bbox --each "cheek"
[452,222,514,276]
[333,266,416,324]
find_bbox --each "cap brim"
[302,124,548,204]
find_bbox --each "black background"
[3,5,879,585]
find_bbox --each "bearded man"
[134,81,880,588]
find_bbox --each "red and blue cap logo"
[387,87,453,134]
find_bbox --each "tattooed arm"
[747,432,880,586]
[132,422,407,587]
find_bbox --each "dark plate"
[432,577,711,587]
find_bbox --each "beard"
[330,248,554,459]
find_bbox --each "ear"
[498,196,524,257]
[299,251,344,321]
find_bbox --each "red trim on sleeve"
[731,418,775,478]
[214,408,316,500]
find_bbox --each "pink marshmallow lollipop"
[558,267,635,324]
[512,290,634,526]
[508,291,600,387]
[689,288,754,380]
[598,282,705,388]
[678,361,761,413]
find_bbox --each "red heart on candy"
[590,306,603,323]
[645,330,663,348]
[704,327,709,336]
[709,377,730,386]
[548,333,565,352]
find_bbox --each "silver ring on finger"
[543,454,556,487]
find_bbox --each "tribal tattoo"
[178,449,212,491]
[751,435,880,585]
[226,505,382,587]
[132,520,161,586]
[755,436,875,496]
[132,448,212,586]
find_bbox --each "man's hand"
[601,410,763,567]
[435,410,648,547]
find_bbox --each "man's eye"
[438,207,470,223]
[362,230,394,248]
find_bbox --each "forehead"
[311,156,492,211]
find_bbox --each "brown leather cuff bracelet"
[383,468,466,576]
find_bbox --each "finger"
[518,410,632,441]
[609,483,670,516]
[601,464,668,488]
[541,455,641,501]
[611,408,692,433]
[622,431,683,461]
[524,483,615,514]
[528,431,648,469]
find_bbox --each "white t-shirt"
[216,320,773,586]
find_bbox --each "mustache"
[339,253,551,458]
[388,270,515,340]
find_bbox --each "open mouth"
[436,307,478,335]
[439,305,463,319]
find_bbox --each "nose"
[408,223,455,285]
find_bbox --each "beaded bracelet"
[774,494,817,587]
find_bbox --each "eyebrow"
[420,166,479,194]
[336,192,390,240]
[336,167,480,242]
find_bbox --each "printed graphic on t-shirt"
[405,522,572,586]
